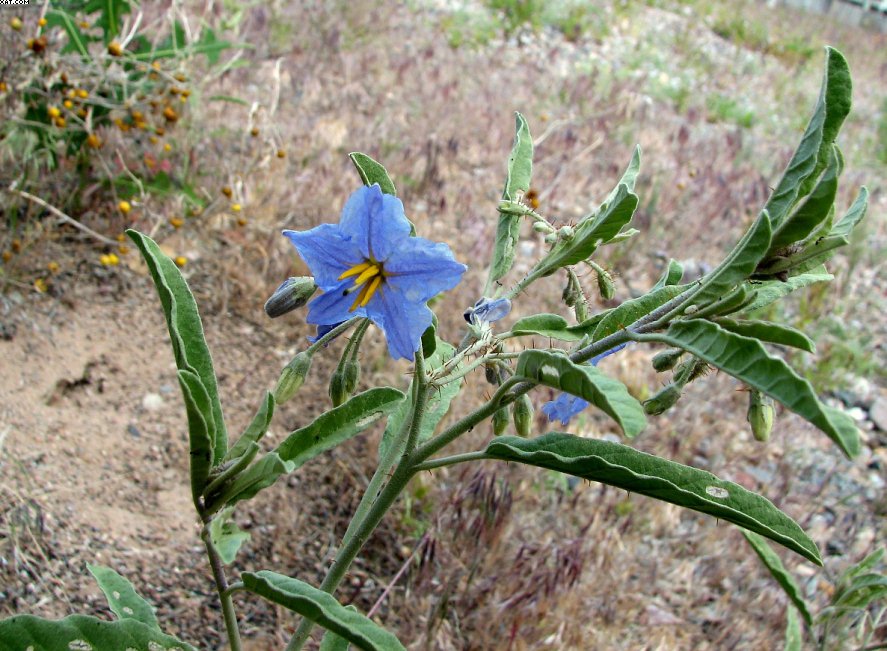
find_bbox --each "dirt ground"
[1,1,886,649]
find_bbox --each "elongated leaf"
[769,145,840,254]
[349,153,397,196]
[208,94,250,106]
[87,564,160,630]
[380,339,460,461]
[510,312,606,342]
[596,146,642,210]
[45,9,91,57]
[743,267,833,313]
[765,48,851,225]
[0,615,196,651]
[652,259,684,290]
[743,531,813,626]
[320,629,351,651]
[694,211,772,307]
[225,392,274,462]
[485,433,821,564]
[177,370,214,501]
[639,320,860,457]
[833,573,887,609]
[784,606,803,651]
[128,230,227,464]
[218,388,404,506]
[489,113,533,284]
[593,284,686,342]
[713,318,815,353]
[829,186,868,240]
[515,350,646,437]
[242,571,406,651]
[209,506,250,564]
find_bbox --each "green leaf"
[515,350,646,437]
[86,564,160,630]
[765,47,851,226]
[489,113,534,284]
[241,571,406,651]
[208,94,250,106]
[637,320,860,457]
[784,606,803,651]
[209,506,250,564]
[128,230,227,464]
[380,339,460,461]
[743,267,833,313]
[694,211,772,307]
[832,573,887,610]
[503,112,533,201]
[84,0,132,43]
[742,531,813,626]
[596,145,642,209]
[829,185,868,240]
[485,433,822,564]
[225,392,274,462]
[592,284,687,342]
[320,628,351,651]
[0,615,196,651]
[45,9,92,57]
[218,388,404,506]
[713,318,815,353]
[652,259,684,290]
[349,153,397,196]
[768,145,840,254]
[177,369,214,501]
[509,312,607,342]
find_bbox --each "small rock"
[870,397,887,432]
[142,393,165,411]
[848,406,867,423]
[645,604,683,625]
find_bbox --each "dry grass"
[1,0,885,649]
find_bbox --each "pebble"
[142,393,165,411]
[870,397,887,432]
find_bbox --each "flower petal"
[541,394,590,426]
[366,284,432,361]
[339,185,411,261]
[383,237,467,303]
[283,225,362,288]
[306,279,368,326]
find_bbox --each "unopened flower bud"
[329,368,349,407]
[643,383,682,415]
[485,364,499,386]
[492,406,509,436]
[512,395,534,437]
[596,267,615,301]
[264,276,317,318]
[343,358,360,395]
[274,352,312,404]
[532,221,555,234]
[559,225,574,240]
[651,348,683,373]
[747,390,775,442]
[544,232,558,244]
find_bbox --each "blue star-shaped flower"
[284,184,467,361]
[541,342,630,425]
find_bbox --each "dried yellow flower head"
[118,200,132,214]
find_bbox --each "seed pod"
[562,272,579,307]
[596,267,615,301]
[263,276,317,318]
[492,405,509,436]
[274,352,312,404]
[512,395,533,437]
[651,348,683,373]
[643,383,682,415]
[747,389,775,442]
[484,364,499,386]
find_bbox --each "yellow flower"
[63,100,74,109]
[38,17,47,27]
[231,203,242,212]
[9,17,23,31]
[47,261,60,273]
[77,89,89,99]
[34,278,48,293]
[169,217,184,228]
[118,200,132,214]
[48,106,61,118]
[107,41,123,57]
[174,256,187,267]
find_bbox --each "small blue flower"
[542,342,630,425]
[284,184,467,361]
[464,297,512,325]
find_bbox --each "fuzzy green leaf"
[349,153,397,196]
[224,392,274,463]
[242,571,406,651]
[694,211,772,307]
[593,284,687,342]
[45,9,92,57]
[128,230,227,464]
[485,433,821,564]
[510,312,608,342]
[742,267,833,313]
[713,318,815,353]
[743,531,813,626]
[784,606,803,651]
[177,370,214,502]
[515,350,646,437]
[86,564,160,630]
[0,615,196,651]
[209,506,250,564]
[652,259,684,290]
[637,320,860,457]
[765,47,851,226]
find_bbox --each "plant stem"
[305,317,364,355]
[413,450,490,472]
[200,523,242,651]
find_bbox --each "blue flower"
[284,184,467,361]
[541,342,630,425]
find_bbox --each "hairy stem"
[200,523,242,651]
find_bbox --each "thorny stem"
[305,317,364,355]
[200,522,242,651]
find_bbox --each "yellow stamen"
[360,276,382,307]
[338,261,372,280]
[354,265,380,286]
